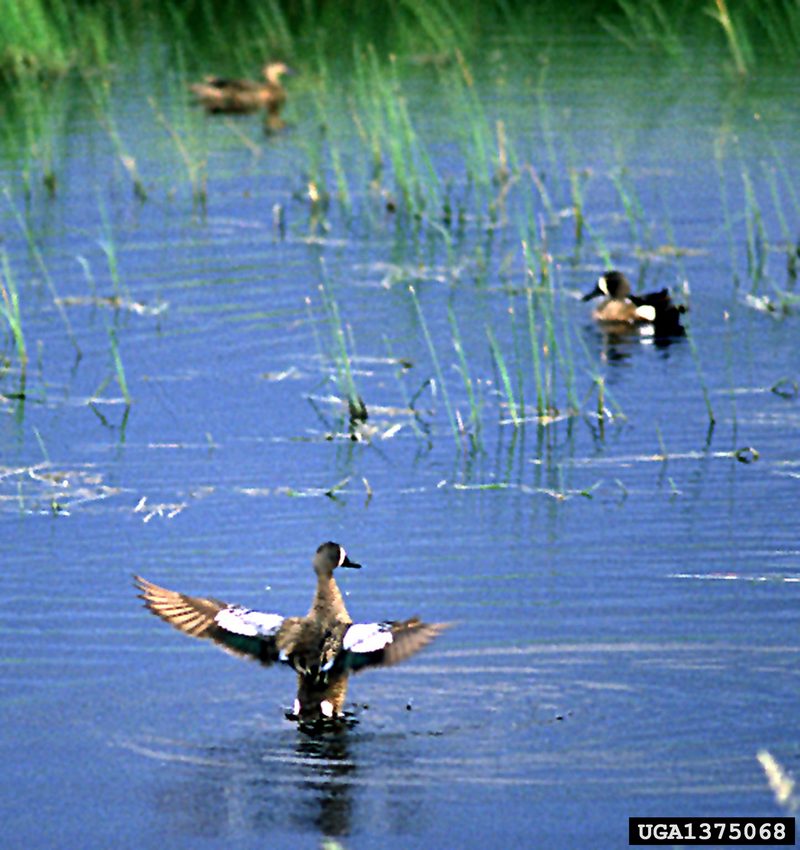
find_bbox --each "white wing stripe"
[343,622,394,653]
[215,606,284,637]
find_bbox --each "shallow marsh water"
[1,33,799,849]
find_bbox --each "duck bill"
[582,284,603,302]
[340,555,362,569]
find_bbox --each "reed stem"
[408,284,460,448]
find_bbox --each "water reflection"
[290,731,356,838]
[585,322,686,366]
[144,725,358,840]
[135,716,436,845]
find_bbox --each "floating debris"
[133,486,213,522]
[635,244,707,259]
[56,295,168,317]
[771,378,799,399]
[734,446,759,464]
[742,291,800,317]
[381,423,403,440]
[0,462,122,515]
[259,367,303,382]
[134,495,186,522]
[670,572,800,583]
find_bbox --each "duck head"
[313,541,361,577]
[263,62,293,85]
[582,270,631,302]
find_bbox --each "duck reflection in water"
[292,731,355,838]
[589,321,684,364]
[146,716,431,843]
[149,725,358,840]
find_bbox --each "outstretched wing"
[339,618,448,674]
[134,575,284,665]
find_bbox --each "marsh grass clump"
[149,94,208,208]
[519,236,583,423]
[444,50,495,200]
[4,0,800,87]
[0,76,76,200]
[3,188,80,355]
[599,0,687,58]
[434,231,594,443]
[307,83,353,215]
[1,0,85,79]
[83,75,149,202]
[349,47,439,217]
[0,0,133,81]
[741,166,767,290]
[715,137,799,306]
[707,0,752,76]
[310,264,369,434]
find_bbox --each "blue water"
[1,34,799,850]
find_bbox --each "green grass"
[611,168,651,250]
[741,166,767,290]
[148,95,207,208]
[315,263,364,424]
[600,0,687,58]
[407,283,461,449]
[351,47,440,216]
[0,0,797,458]
[713,136,740,286]
[108,326,132,406]
[3,188,80,355]
[486,321,522,427]
[447,303,483,448]
[0,250,27,372]
[4,0,800,85]
[707,0,752,76]
[1,0,81,78]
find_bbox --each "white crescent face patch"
[598,275,609,296]
[215,606,284,637]
[343,622,394,654]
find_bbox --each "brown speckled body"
[591,297,642,324]
[296,672,349,717]
[278,554,356,720]
[190,62,290,130]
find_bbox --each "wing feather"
[341,618,448,673]
[134,575,284,665]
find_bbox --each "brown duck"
[582,270,686,336]
[135,542,447,723]
[189,61,292,129]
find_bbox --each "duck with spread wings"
[135,542,448,723]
